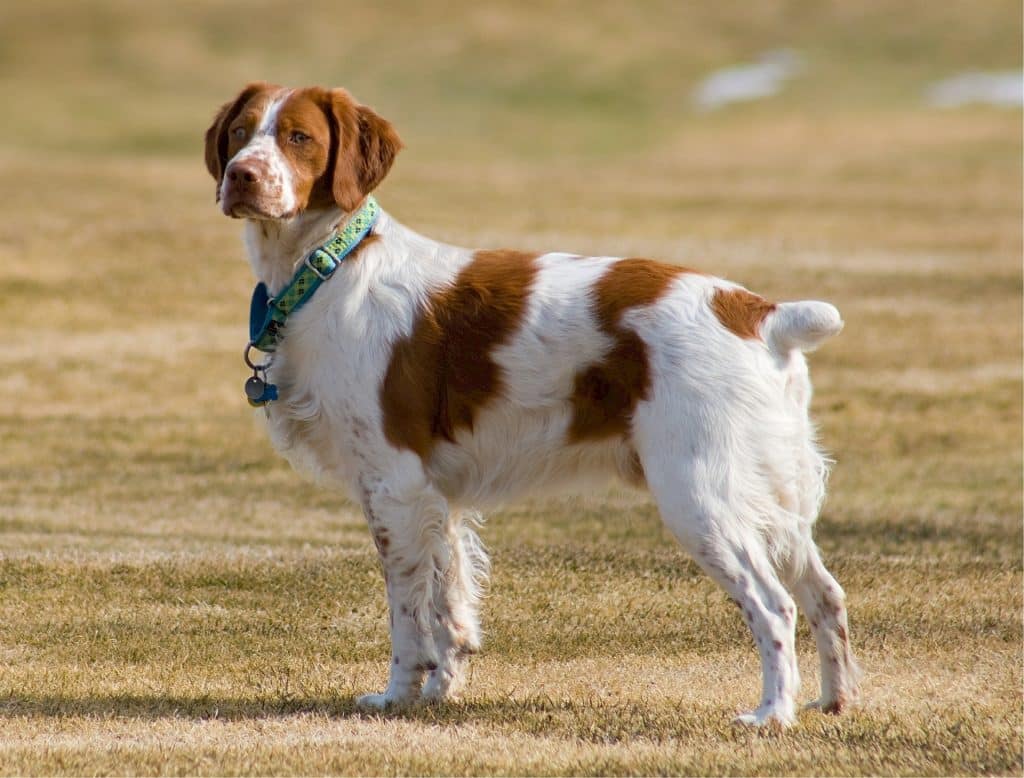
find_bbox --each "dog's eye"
[232,126,247,140]
[289,130,311,144]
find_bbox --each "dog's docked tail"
[762,301,843,354]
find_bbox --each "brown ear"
[325,90,403,211]
[203,82,276,198]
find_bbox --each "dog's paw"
[421,666,464,702]
[733,703,796,728]
[803,693,855,715]
[355,692,399,711]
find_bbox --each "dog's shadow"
[0,691,742,737]
[0,692,354,721]
[0,692,570,725]
[0,692,805,743]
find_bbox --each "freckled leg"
[643,449,800,727]
[356,484,451,709]
[694,537,801,727]
[788,544,861,714]
[770,430,859,716]
[657,518,800,724]
[356,564,428,709]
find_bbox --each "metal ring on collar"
[243,342,273,371]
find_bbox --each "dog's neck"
[242,206,346,295]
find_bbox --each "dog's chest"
[259,296,390,489]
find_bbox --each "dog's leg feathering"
[422,510,489,701]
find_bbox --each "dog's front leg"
[355,563,430,709]
[356,476,448,709]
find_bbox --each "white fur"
[219,110,860,727]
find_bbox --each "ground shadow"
[0,691,737,742]
[0,692,365,721]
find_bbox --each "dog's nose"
[227,163,260,185]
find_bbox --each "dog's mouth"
[221,198,291,221]
[226,202,272,220]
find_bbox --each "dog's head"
[204,83,402,219]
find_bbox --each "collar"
[243,196,380,406]
[249,196,380,353]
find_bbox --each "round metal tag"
[244,376,266,400]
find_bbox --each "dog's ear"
[204,82,275,198]
[324,89,403,212]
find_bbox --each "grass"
[0,0,1021,774]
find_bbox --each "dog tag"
[245,375,266,400]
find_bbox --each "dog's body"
[206,83,860,726]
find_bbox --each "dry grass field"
[0,1,1021,775]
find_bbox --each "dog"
[204,82,860,726]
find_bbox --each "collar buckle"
[304,252,334,282]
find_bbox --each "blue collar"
[243,196,380,406]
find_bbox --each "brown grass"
[0,0,1020,775]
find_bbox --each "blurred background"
[2,0,1018,535]
[0,1,1020,774]
[2,0,1020,243]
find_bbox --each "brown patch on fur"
[381,250,539,459]
[568,259,695,442]
[710,287,776,340]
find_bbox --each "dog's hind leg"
[421,511,489,701]
[784,538,861,714]
[772,436,861,714]
[637,429,800,726]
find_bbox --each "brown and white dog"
[204,82,860,726]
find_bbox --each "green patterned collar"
[242,196,380,406]
[248,196,379,353]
